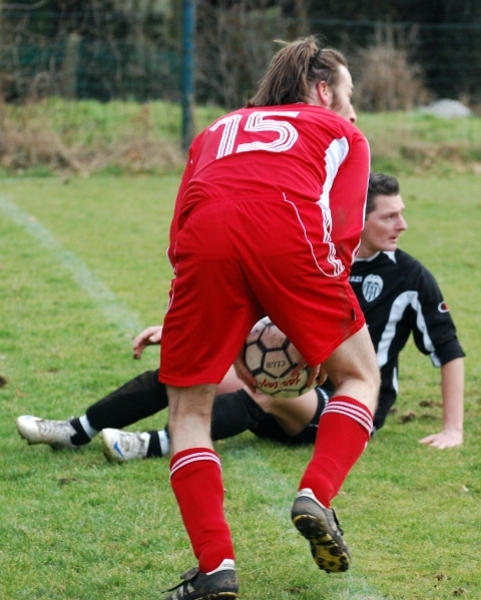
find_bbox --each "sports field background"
[1,156,481,595]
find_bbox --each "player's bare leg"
[167,384,216,453]
[252,388,319,436]
[292,325,380,574]
[210,363,320,437]
[220,350,321,437]
[323,325,380,414]
[216,366,245,396]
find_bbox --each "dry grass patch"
[0,99,185,177]
[0,122,85,174]
[1,97,481,178]
[352,22,431,112]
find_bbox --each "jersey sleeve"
[329,131,371,269]
[405,257,465,366]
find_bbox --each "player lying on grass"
[17,173,465,460]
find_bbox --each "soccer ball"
[243,317,315,399]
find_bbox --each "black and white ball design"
[243,317,315,399]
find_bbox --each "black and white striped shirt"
[349,249,465,430]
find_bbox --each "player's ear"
[316,81,333,108]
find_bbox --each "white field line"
[2,194,385,599]
[229,446,387,600]
[0,195,143,338]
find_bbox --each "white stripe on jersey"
[377,290,440,368]
[284,194,344,279]
[316,137,349,277]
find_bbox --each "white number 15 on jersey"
[210,111,300,159]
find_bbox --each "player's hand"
[292,361,325,389]
[316,364,328,386]
[132,326,163,360]
[233,352,258,394]
[306,363,322,390]
[418,429,463,449]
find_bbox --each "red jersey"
[169,103,370,272]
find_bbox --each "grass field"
[1,172,480,599]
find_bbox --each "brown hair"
[247,35,348,107]
[366,173,400,215]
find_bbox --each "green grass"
[1,172,480,599]
[1,98,481,177]
[358,112,481,175]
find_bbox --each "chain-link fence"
[1,8,480,110]
[0,20,180,103]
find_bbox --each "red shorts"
[159,196,364,387]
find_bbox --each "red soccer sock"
[170,448,235,573]
[299,396,373,507]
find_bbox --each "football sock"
[79,414,98,438]
[210,389,267,440]
[170,448,235,573]
[86,369,167,431]
[145,429,170,457]
[68,417,93,446]
[299,396,373,508]
[146,430,160,457]
[158,429,170,454]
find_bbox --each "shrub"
[352,22,431,112]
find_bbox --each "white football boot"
[16,415,78,449]
[101,428,150,462]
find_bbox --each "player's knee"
[359,363,381,406]
[367,362,381,391]
[354,347,381,396]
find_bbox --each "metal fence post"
[181,0,196,152]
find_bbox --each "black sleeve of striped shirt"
[403,254,465,366]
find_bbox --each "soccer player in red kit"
[159,36,380,599]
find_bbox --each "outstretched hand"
[132,326,163,359]
[418,429,463,449]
